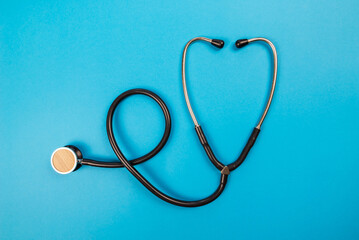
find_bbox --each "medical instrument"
[51,37,278,207]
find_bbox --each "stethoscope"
[51,37,278,207]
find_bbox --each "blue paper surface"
[1,0,359,239]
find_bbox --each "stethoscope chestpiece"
[51,145,83,174]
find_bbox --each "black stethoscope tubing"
[81,89,228,207]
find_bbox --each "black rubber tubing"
[195,126,260,172]
[82,88,228,207]
[81,88,261,207]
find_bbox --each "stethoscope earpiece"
[235,39,249,48]
[210,39,225,48]
[51,145,82,174]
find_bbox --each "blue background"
[1,0,359,239]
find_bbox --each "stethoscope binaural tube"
[182,37,278,173]
[50,37,277,207]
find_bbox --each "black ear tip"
[211,39,225,48]
[235,39,249,48]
